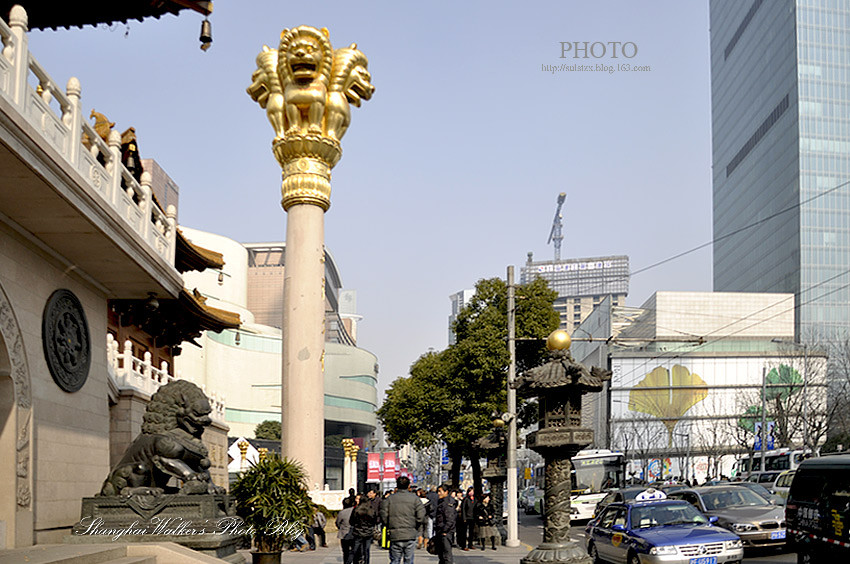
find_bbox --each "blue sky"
[27,1,713,392]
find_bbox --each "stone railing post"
[8,5,27,106]
[107,130,122,205]
[142,351,152,386]
[122,339,133,381]
[139,171,152,239]
[65,77,82,164]
[166,204,177,265]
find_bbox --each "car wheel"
[588,543,601,564]
[627,552,641,564]
[797,550,814,564]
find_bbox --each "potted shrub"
[232,454,314,564]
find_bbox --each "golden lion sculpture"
[247,26,373,142]
[325,44,374,142]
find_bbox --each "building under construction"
[520,253,630,330]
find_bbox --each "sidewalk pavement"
[237,537,533,564]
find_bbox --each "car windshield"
[740,483,773,500]
[630,503,709,529]
[701,488,769,510]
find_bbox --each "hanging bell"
[200,18,212,51]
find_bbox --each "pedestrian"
[345,487,357,507]
[416,488,431,549]
[351,495,379,564]
[451,489,462,547]
[434,484,457,564]
[459,488,475,551]
[380,476,427,564]
[312,506,328,548]
[426,486,439,540]
[337,497,355,564]
[304,513,317,551]
[473,493,498,550]
[380,490,393,549]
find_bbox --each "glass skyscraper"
[711,0,850,340]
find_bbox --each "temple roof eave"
[175,229,225,273]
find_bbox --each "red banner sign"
[367,452,381,482]
[382,452,397,478]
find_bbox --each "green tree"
[377,276,558,492]
[255,419,281,440]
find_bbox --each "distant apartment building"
[244,243,355,345]
[448,289,475,345]
[520,253,629,330]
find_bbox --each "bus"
[732,448,813,476]
[570,449,625,521]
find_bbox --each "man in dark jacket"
[350,497,378,564]
[434,484,457,564]
[380,476,426,564]
[459,488,475,550]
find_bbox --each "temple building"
[0,2,237,549]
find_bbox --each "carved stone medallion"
[42,289,90,392]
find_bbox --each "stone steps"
[103,557,157,564]
[0,543,235,563]
[0,544,128,564]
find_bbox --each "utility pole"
[506,266,519,547]
[803,344,809,453]
[761,366,767,473]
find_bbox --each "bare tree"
[612,413,663,482]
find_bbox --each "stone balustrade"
[0,5,176,264]
[106,334,226,420]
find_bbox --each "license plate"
[771,530,786,540]
[689,558,716,564]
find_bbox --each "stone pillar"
[282,202,326,488]
[350,444,360,491]
[248,26,373,491]
[342,439,354,492]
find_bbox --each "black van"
[785,454,850,563]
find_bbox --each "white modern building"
[175,228,379,488]
[573,291,827,483]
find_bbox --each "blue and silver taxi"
[585,489,743,564]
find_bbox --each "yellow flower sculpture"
[628,365,708,446]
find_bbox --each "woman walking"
[350,495,378,564]
[337,497,355,564]
[473,493,498,551]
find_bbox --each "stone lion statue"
[278,26,333,136]
[100,380,224,497]
[325,44,374,142]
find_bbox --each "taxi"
[585,489,744,564]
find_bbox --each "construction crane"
[547,192,567,261]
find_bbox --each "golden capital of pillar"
[247,25,375,212]
[341,438,355,458]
